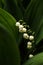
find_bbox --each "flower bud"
[19,25,24,29]
[19,28,23,32]
[27,42,32,46]
[23,33,29,39]
[16,22,20,27]
[29,35,34,40]
[22,28,27,32]
[29,54,33,58]
[27,45,32,49]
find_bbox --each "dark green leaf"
[24,0,43,44]
[4,0,23,20]
[23,52,43,65]
[0,8,22,44]
[0,24,20,65]
[0,8,20,65]
[0,0,2,8]
[35,23,43,44]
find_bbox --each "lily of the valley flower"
[29,54,33,58]
[23,33,29,39]
[27,42,32,46]
[15,20,35,57]
[16,22,20,27]
[27,42,32,49]
[29,35,34,41]
[22,28,27,32]
[19,25,24,32]
[19,25,24,29]
[19,27,27,33]
[19,28,23,32]
[27,45,32,49]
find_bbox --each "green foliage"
[23,52,43,65]
[4,0,23,20]
[0,8,22,44]
[0,0,2,8]
[0,8,20,65]
[24,0,43,44]
[0,0,43,65]
[35,20,43,44]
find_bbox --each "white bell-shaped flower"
[29,35,34,41]
[27,42,32,46]
[16,22,20,27]
[19,28,23,32]
[27,45,32,49]
[22,28,27,32]
[19,25,24,29]
[23,33,29,39]
[29,54,33,58]
[19,27,27,33]
[19,25,24,32]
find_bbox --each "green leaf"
[35,23,43,44]
[0,0,2,8]
[23,52,43,65]
[0,24,20,65]
[4,0,23,20]
[0,0,6,8]
[24,0,43,44]
[24,0,43,32]
[0,8,20,65]
[17,0,25,14]
[0,8,22,44]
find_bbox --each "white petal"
[27,42,32,46]
[23,33,29,39]
[19,28,23,32]
[22,28,27,32]
[16,22,20,27]
[19,25,24,29]
[29,54,33,58]
[29,35,34,40]
[27,45,32,49]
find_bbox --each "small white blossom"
[19,25,24,32]
[27,42,32,46]
[22,28,27,32]
[29,54,33,58]
[16,22,20,27]
[29,35,34,41]
[23,33,29,39]
[27,45,32,49]
[19,28,23,32]
[19,27,27,33]
[19,25,24,29]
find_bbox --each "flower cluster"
[15,20,35,58]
